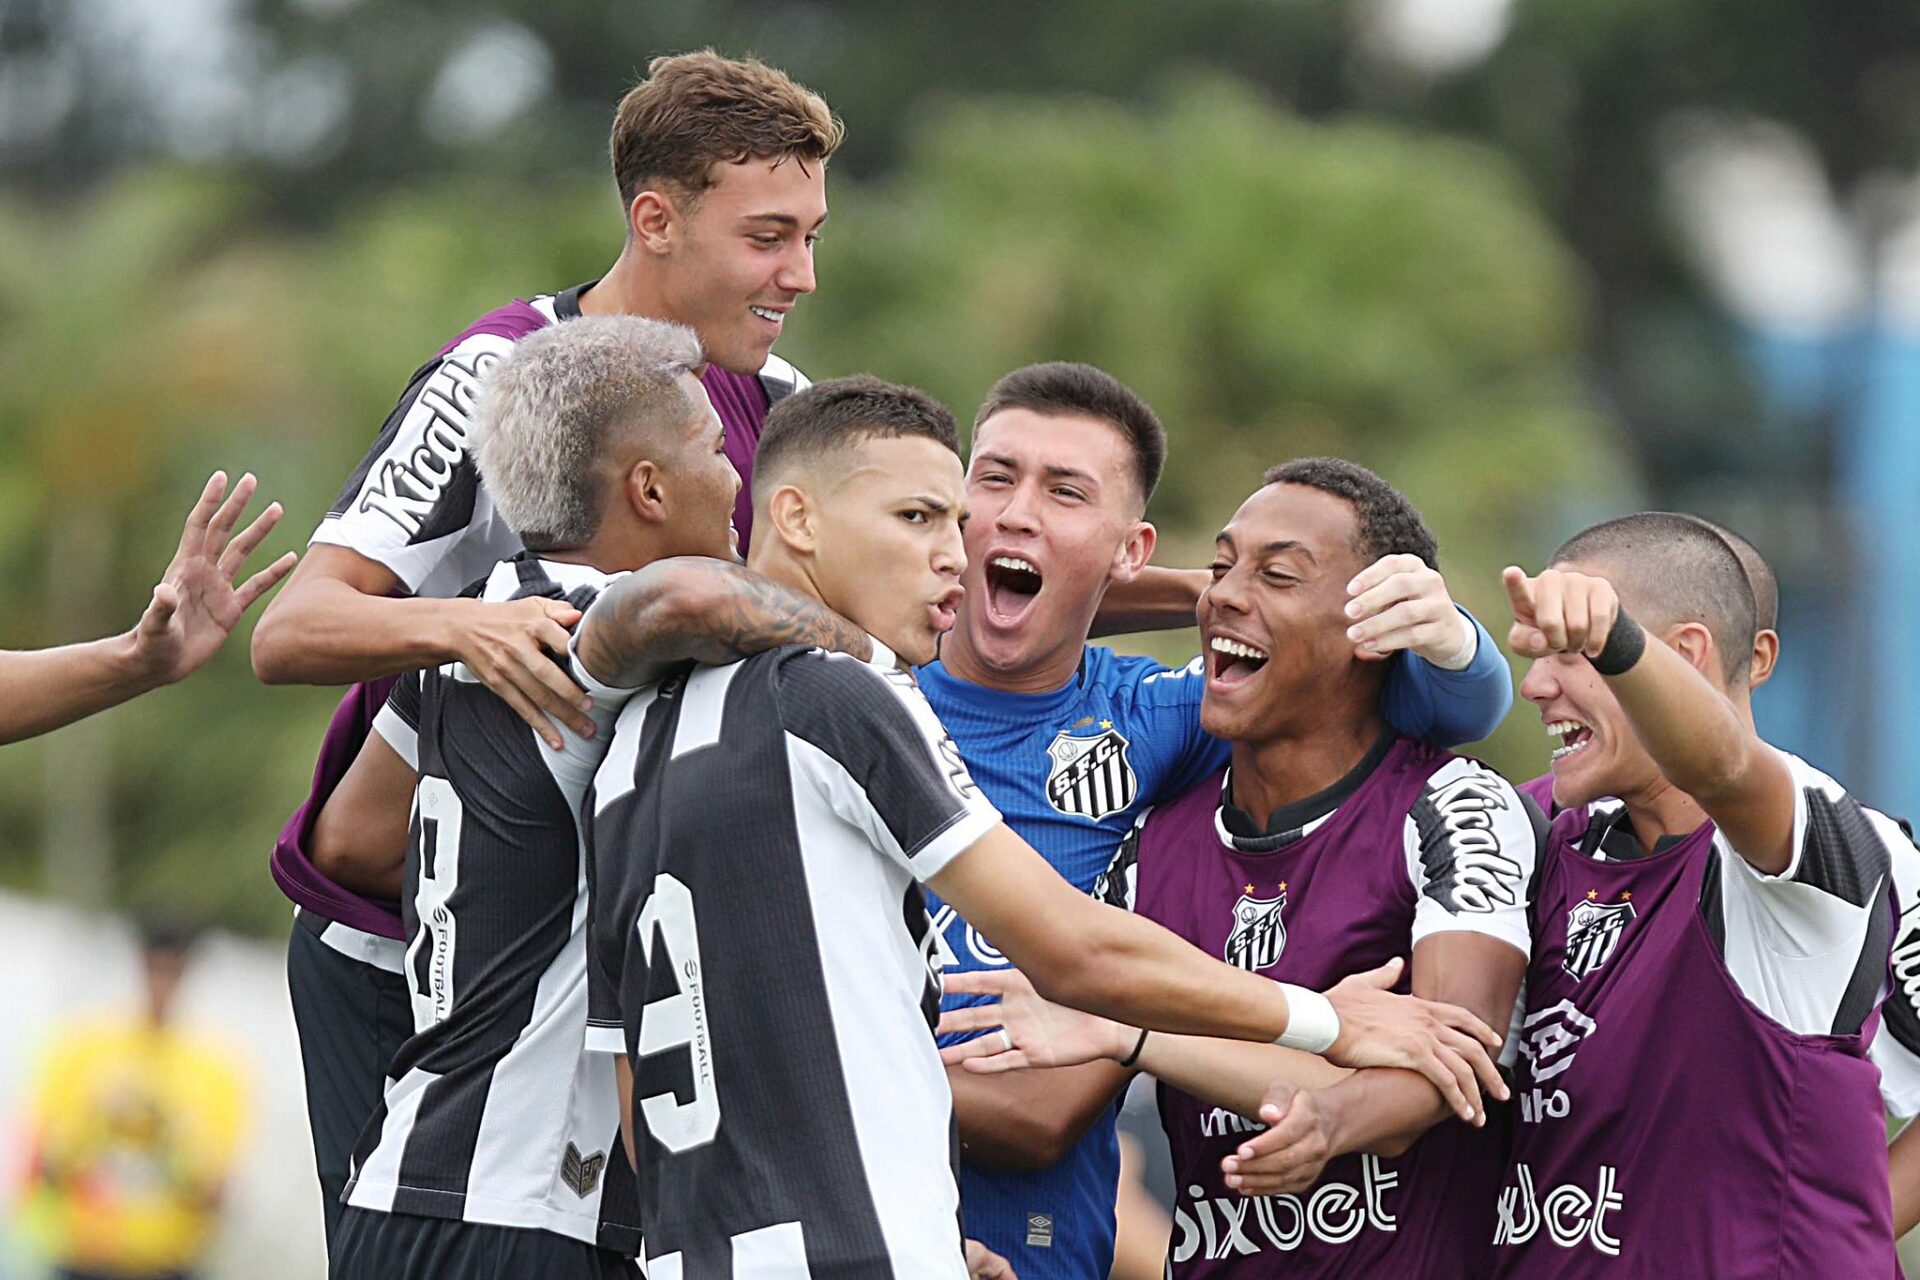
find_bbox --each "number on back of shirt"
[636,873,722,1152]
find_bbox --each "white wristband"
[1275,984,1341,1054]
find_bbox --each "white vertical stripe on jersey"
[346,1065,439,1212]
[671,661,738,759]
[784,733,971,1280]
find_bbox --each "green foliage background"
[0,76,1633,932]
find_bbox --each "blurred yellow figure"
[14,923,249,1280]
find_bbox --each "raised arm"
[251,544,592,749]
[1,471,295,745]
[573,556,872,690]
[1503,565,1795,871]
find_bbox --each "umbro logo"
[560,1142,605,1198]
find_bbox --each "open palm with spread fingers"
[939,968,1133,1072]
[137,470,297,685]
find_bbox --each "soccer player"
[940,459,1539,1277]
[0,470,292,744]
[248,50,839,1246]
[585,377,1508,1279]
[312,315,749,1276]
[1487,513,1903,1277]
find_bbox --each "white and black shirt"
[343,554,644,1253]
[586,644,1000,1280]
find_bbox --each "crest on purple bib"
[1044,725,1137,821]
[1225,884,1288,971]
[1563,897,1635,980]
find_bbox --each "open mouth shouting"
[1207,633,1270,690]
[1547,718,1593,764]
[984,552,1044,627]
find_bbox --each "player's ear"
[1107,520,1156,586]
[628,189,677,255]
[624,459,668,526]
[1665,621,1718,680]
[1749,630,1780,689]
[764,483,817,556]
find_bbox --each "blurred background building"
[0,1,1916,1274]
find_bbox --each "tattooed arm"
[574,557,874,688]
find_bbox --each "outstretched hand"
[135,471,296,685]
[937,968,1133,1073]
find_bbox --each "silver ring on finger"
[997,1029,1014,1053]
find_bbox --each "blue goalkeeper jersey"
[920,616,1509,1280]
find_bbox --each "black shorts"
[287,910,413,1254]
[330,1206,637,1279]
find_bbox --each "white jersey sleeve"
[1712,750,1898,1038]
[311,328,531,596]
[372,670,424,770]
[1093,810,1152,913]
[1404,756,1541,958]
[776,645,1002,882]
[1871,823,1920,1115]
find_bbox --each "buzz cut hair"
[1689,517,1778,634]
[610,49,843,215]
[1262,457,1440,570]
[475,315,705,552]
[1552,511,1758,684]
[753,375,960,506]
[973,362,1166,508]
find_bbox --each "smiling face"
[1198,483,1387,743]
[807,434,969,666]
[1516,556,1716,811]
[652,156,826,375]
[947,408,1152,683]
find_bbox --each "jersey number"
[636,873,721,1152]
[407,776,464,1029]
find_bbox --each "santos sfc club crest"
[1045,725,1138,821]
[1563,896,1636,981]
[1225,886,1288,971]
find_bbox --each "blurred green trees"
[0,80,1626,932]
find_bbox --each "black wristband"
[1119,1028,1150,1068]
[1590,609,1646,676]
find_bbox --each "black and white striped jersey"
[343,554,645,1253]
[585,644,1000,1280]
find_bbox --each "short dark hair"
[754,375,961,505]
[1690,517,1778,633]
[1261,457,1439,570]
[973,362,1166,507]
[1552,512,1757,684]
[610,50,843,214]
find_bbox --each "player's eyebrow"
[1214,532,1316,564]
[974,453,1100,489]
[741,211,829,230]
[910,495,953,514]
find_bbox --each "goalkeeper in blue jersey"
[585,361,1511,1279]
